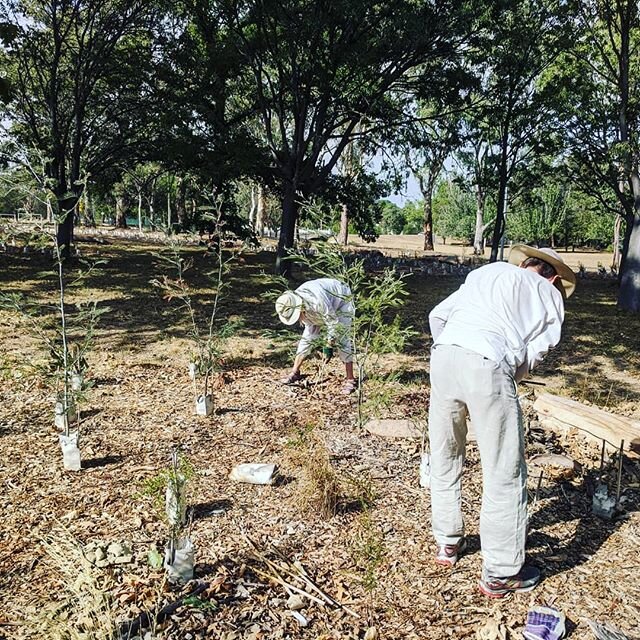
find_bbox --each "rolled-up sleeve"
[296,323,321,356]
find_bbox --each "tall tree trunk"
[56,194,78,257]
[137,192,143,231]
[256,185,266,236]
[490,166,508,262]
[276,183,297,276]
[473,186,486,255]
[618,173,640,311]
[613,213,622,271]
[115,194,128,229]
[338,203,348,245]
[422,196,434,251]
[176,177,188,230]
[417,174,435,251]
[82,187,95,227]
[249,185,257,231]
[167,192,171,231]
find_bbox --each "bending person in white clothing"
[427,245,576,598]
[275,278,357,394]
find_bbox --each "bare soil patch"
[0,239,639,639]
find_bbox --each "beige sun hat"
[275,291,304,325]
[508,245,577,298]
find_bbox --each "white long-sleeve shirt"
[294,278,354,358]
[428,262,564,378]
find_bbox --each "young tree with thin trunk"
[467,1,573,262]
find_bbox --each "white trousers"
[428,344,527,577]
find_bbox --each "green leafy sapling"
[0,221,106,469]
[143,447,196,583]
[151,202,240,416]
[284,241,415,426]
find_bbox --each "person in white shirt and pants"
[427,245,576,598]
[275,278,357,394]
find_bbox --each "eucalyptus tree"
[402,109,461,250]
[466,0,573,262]
[553,0,640,310]
[0,0,160,257]
[219,0,483,275]
[455,128,493,254]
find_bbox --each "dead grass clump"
[288,429,375,519]
[25,527,117,640]
[295,438,341,519]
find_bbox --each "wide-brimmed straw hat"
[275,291,304,325]
[508,245,577,299]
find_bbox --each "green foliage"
[432,179,476,241]
[0,224,107,435]
[351,512,385,592]
[379,200,405,235]
[283,242,415,425]
[151,203,238,397]
[141,453,195,518]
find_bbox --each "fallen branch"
[245,536,360,618]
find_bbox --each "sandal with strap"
[341,379,358,395]
[281,371,303,385]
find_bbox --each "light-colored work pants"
[428,344,527,577]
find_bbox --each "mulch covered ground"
[0,237,639,640]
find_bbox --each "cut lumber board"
[533,392,640,454]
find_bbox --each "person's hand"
[322,346,334,363]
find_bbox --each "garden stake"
[615,439,624,510]
[598,438,606,481]
[533,470,544,507]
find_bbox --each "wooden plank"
[533,392,640,454]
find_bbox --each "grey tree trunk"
[613,213,622,271]
[276,183,298,276]
[176,177,188,230]
[618,172,640,311]
[249,185,257,231]
[255,185,266,236]
[422,197,434,251]
[338,203,348,245]
[115,194,128,229]
[473,186,486,255]
[82,187,95,227]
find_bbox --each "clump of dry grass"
[25,527,117,640]
[288,428,374,519]
[295,435,341,519]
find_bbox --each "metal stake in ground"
[615,439,624,510]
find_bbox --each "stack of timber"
[533,392,640,455]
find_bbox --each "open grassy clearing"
[0,238,639,639]
[347,234,618,273]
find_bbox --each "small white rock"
[286,594,305,611]
[364,627,379,640]
[289,611,308,627]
